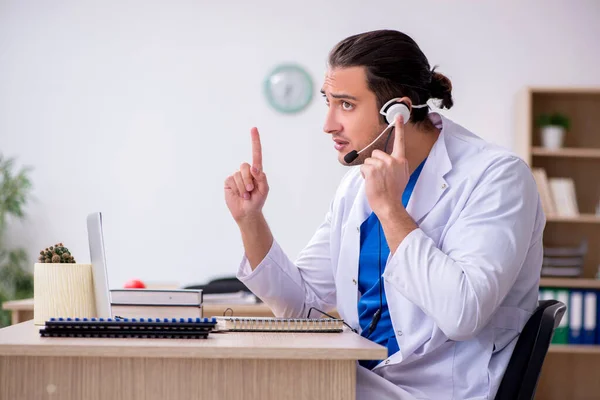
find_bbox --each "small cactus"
[38,243,76,263]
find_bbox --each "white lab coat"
[237,112,544,400]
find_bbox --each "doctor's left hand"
[361,115,410,218]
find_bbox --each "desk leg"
[1,356,356,400]
[11,310,33,325]
[10,311,19,325]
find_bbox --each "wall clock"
[264,64,313,114]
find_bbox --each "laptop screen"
[86,212,112,318]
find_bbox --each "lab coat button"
[384,360,390,365]
[352,278,357,285]
[397,330,403,336]
[441,183,447,189]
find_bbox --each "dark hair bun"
[429,67,453,109]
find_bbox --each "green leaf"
[535,112,571,130]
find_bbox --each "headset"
[343,98,429,164]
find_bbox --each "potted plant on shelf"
[34,243,97,325]
[536,112,570,149]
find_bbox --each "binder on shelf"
[583,290,597,345]
[597,292,600,345]
[553,289,570,344]
[568,290,583,344]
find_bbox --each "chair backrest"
[495,299,566,400]
[183,276,251,294]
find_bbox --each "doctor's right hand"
[224,127,270,224]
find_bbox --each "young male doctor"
[224,30,544,399]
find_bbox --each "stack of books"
[110,289,203,319]
[541,241,587,278]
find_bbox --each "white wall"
[1,0,599,289]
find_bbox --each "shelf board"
[532,147,600,158]
[546,214,600,224]
[540,277,600,289]
[528,86,600,94]
[549,345,600,355]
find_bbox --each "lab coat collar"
[405,112,452,224]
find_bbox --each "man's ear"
[398,96,413,111]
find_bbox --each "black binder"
[39,317,217,339]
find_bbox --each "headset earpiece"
[344,98,428,164]
[380,98,411,125]
[385,102,411,125]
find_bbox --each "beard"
[343,125,395,166]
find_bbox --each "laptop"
[86,212,113,318]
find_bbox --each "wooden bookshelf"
[548,345,600,354]
[518,87,600,279]
[517,87,600,400]
[532,147,600,158]
[545,214,600,224]
[540,277,600,289]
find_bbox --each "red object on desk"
[123,279,146,289]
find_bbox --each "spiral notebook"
[39,317,217,339]
[214,316,344,333]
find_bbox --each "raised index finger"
[251,127,263,172]
[391,115,406,159]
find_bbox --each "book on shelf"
[541,266,582,277]
[541,241,587,278]
[532,168,556,216]
[541,253,584,277]
[531,168,580,217]
[548,177,579,217]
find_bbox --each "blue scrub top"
[357,158,426,370]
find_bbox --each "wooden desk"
[2,298,340,325]
[0,321,385,400]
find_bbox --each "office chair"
[494,299,566,400]
[183,276,252,294]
